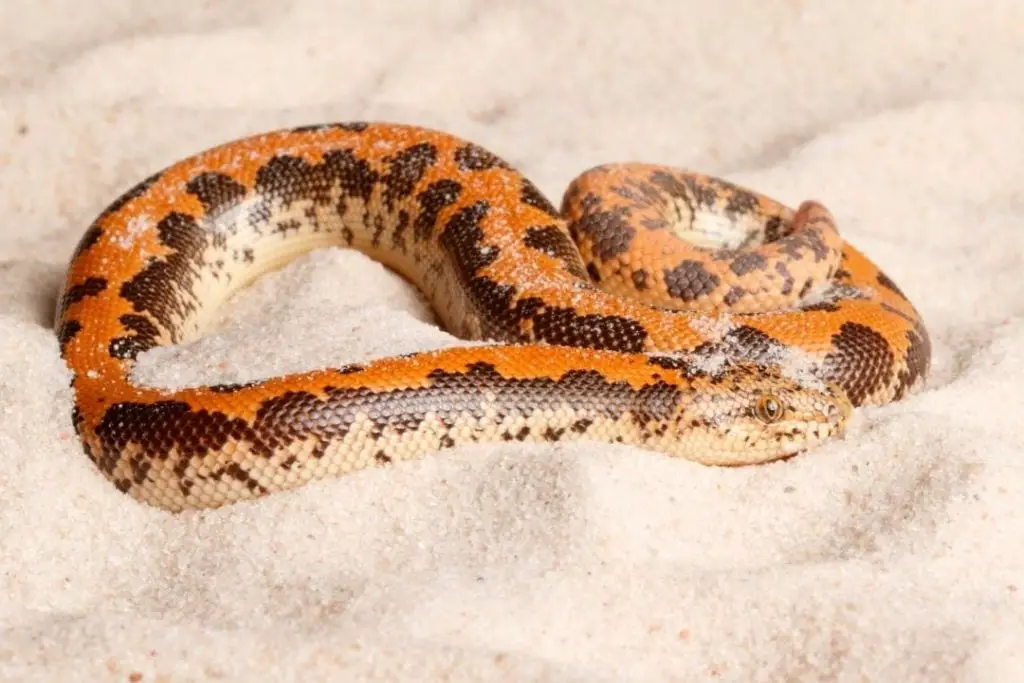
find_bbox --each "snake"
[53,122,931,512]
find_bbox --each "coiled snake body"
[54,122,931,512]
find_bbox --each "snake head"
[665,363,853,466]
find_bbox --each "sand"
[1,1,1022,681]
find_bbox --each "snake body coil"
[54,122,931,511]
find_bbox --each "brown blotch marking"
[219,462,267,495]
[798,279,814,298]
[454,275,523,339]
[522,225,589,279]
[729,252,767,276]
[255,149,380,211]
[274,218,303,236]
[571,418,593,433]
[722,325,790,365]
[208,381,259,394]
[69,224,104,262]
[439,200,499,279]
[435,205,596,341]
[631,269,649,290]
[764,215,786,241]
[519,179,561,219]
[95,171,162,224]
[876,271,906,297]
[821,322,895,406]
[185,171,248,215]
[70,405,85,438]
[646,355,690,371]
[663,260,721,302]
[92,400,267,491]
[108,313,163,360]
[894,324,932,400]
[723,286,746,305]
[414,179,462,242]
[878,302,919,326]
[338,363,366,375]
[647,170,693,202]
[290,122,370,134]
[774,261,795,296]
[382,143,439,209]
[523,302,650,352]
[251,390,347,460]
[800,300,841,313]
[611,179,663,210]
[723,188,759,214]
[374,451,392,464]
[586,263,601,283]
[631,379,684,425]
[453,143,510,171]
[369,214,388,248]
[645,354,716,381]
[119,212,208,340]
[778,227,832,262]
[391,209,411,252]
[57,320,82,356]
[59,277,108,316]
[651,169,718,211]
[566,199,635,261]
[290,123,332,134]
[543,426,566,441]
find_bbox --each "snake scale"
[54,122,931,512]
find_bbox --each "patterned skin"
[54,122,928,512]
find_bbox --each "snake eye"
[754,394,784,423]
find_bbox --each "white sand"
[1,1,1022,680]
